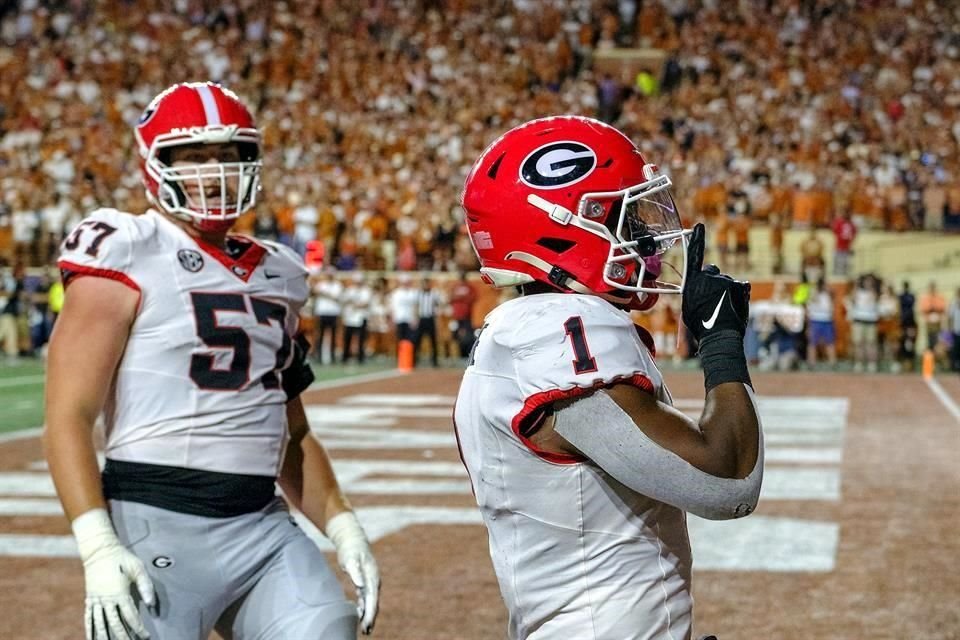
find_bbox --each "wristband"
[698,329,752,392]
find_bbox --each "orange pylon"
[398,339,415,373]
[922,349,935,380]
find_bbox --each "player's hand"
[73,510,155,640]
[681,223,751,343]
[83,544,155,640]
[326,511,381,635]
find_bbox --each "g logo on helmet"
[519,141,597,190]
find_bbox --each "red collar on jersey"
[192,234,267,282]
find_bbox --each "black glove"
[681,223,753,391]
[681,223,751,343]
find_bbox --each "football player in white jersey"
[455,116,762,640]
[44,83,379,640]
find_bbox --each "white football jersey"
[58,208,308,477]
[454,293,693,640]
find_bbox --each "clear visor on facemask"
[158,161,261,220]
[619,188,683,254]
[579,174,689,294]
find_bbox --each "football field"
[0,361,45,435]
[0,359,396,436]
[0,364,958,639]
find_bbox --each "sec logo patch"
[178,249,204,273]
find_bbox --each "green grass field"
[0,359,396,436]
[0,360,46,434]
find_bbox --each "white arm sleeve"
[553,388,763,520]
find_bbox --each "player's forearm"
[43,421,106,521]
[696,329,760,478]
[287,434,353,529]
[698,382,761,479]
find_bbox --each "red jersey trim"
[192,234,267,283]
[58,260,143,314]
[634,324,656,358]
[511,373,657,465]
[451,400,477,498]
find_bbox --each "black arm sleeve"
[282,333,316,400]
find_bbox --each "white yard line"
[924,377,960,424]
[0,375,44,388]
[0,427,43,444]
[0,370,407,445]
[308,368,406,390]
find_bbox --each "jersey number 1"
[190,292,291,391]
[564,316,598,374]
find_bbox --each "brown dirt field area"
[1,369,958,639]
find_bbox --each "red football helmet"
[135,82,261,232]
[461,115,690,309]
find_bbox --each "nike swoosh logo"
[702,291,727,330]
[264,271,282,279]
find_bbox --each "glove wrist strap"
[698,329,752,393]
[71,508,120,561]
[325,511,368,550]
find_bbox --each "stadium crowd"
[1,0,959,371]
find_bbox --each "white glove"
[72,508,156,640]
[325,511,380,635]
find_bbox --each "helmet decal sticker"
[472,231,494,250]
[137,106,157,126]
[519,141,597,189]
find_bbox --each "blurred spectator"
[647,295,680,362]
[831,209,857,278]
[768,212,785,275]
[448,272,478,359]
[919,281,947,351]
[634,67,658,98]
[366,277,391,358]
[805,278,836,368]
[756,281,803,371]
[791,273,812,358]
[310,269,343,364]
[898,281,918,371]
[388,273,418,355]
[341,272,372,364]
[799,228,825,284]
[1,0,958,272]
[29,267,53,353]
[291,193,318,258]
[414,276,441,368]
[846,275,881,373]
[253,208,279,243]
[726,177,751,274]
[0,263,24,359]
[877,282,900,372]
[304,239,325,274]
[48,269,64,326]
[948,287,960,372]
[597,73,622,123]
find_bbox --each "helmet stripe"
[195,85,222,126]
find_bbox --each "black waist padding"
[102,458,277,518]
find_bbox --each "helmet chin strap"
[506,251,635,306]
